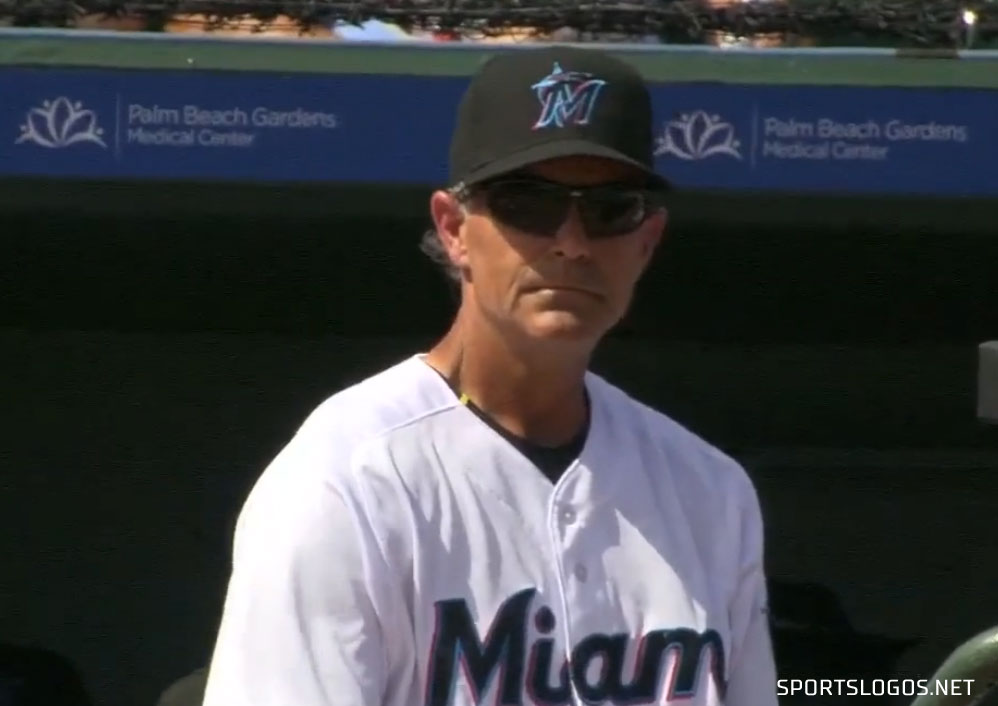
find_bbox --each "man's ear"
[639,207,668,266]
[429,190,469,271]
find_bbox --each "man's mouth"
[526,284,602,299]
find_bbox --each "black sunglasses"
[456,175,666,239]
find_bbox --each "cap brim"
[459,139,671,191]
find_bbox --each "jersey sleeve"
[201,440,413,706]
[724,480,780,706]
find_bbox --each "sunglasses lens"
[484,181,570,236]
[580,189,649,238]
[474,178,659,238]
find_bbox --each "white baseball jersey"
[202,354,778,706]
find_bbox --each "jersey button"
[573,563,588,582]
[560,506,576,524]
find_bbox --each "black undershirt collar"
[461,395,589,485]
[429,367,590,485]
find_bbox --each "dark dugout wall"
[2,179,997,706]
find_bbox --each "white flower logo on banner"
[655,110,742,161]
[16,97,107,149]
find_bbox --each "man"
[202,46,778,706]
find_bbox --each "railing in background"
[979,343,998,426]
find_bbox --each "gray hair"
[419,199,468,284]
[419,227,461,283]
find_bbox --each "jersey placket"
[547,464,610,705]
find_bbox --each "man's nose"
[550,205,591,259]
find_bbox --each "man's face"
[435,156,666,346]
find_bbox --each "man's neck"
[424,313,592,447]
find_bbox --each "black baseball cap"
[449,45,669,191]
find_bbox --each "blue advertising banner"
[1,66,996,196]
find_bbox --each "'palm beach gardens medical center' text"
[126,103,338,147]
[762,117,968,161]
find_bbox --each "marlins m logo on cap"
[531,62,607,130]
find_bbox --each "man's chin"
[523,311,607,342]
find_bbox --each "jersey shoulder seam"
[338,399,462,463]
[329,402,462,598]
